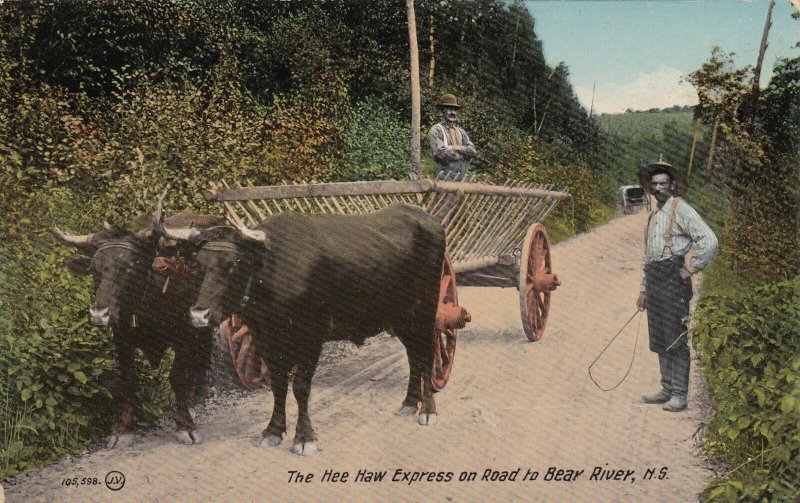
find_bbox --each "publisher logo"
[105,471,125,491]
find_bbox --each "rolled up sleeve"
[680,205,719,272]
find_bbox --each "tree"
[688,41,798,282]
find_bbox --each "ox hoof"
[106,433,134,449]
[418,413,438,426]
[398,405,417,417]
[176,429,203,445]
[291,441,318,456]
[259,434,283,449]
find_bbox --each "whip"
[588,309,642,391]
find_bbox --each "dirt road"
[7,213,713,502]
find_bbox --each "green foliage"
[489,135,617,233]
[335,99,411,181]
[686,47,799,285]
[0,190,173,477]
[596,109,695,139]
[693,277,800,502]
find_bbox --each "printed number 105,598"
[61,477,101,486]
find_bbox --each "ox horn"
[234,221,268,243]
[152,187,168,228]
[52,226,96,249]
[134,188,171,240]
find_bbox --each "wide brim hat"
[436,93,461,109]
[638,161,686,195]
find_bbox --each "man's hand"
[680,267,693,280]
[449,145,463,152]
[637,292,646,311]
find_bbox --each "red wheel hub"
[432,252,470,391]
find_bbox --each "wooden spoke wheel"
[221,315,269,390]
[518,223,560,342]
[432,252,460,392]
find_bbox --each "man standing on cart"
[637,161,718,412]
[429,93,477,178]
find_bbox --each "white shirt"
[641,196,719,291]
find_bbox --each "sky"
[525,0,799,114]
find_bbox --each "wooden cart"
[208,174,568,390]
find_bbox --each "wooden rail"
[205,179,569,202]
[207,174,568,274]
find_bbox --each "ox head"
[53,223,159,326]
[52,191,169,326]
[157,220,267,328]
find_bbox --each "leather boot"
[643,353,671,404]
[663,351,690,412]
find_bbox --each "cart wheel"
[519,223,561,341]
[221,315,269,390]
[431,252,461,392]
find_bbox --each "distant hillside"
[596,109,695,138]
[593,108,706,186]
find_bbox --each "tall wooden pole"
[428,14,436,87]
[751,0,775,100]
[704,115,720,179]
[740,0,775,124]
[685,118,702,182]
[407,0,422,180]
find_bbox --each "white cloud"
[576,67,699,114]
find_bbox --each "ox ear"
[65,254,92,276]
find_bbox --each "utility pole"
[407,0,422,180]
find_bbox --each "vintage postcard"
[1,1,797,502]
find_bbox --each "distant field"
[596,110,695,138]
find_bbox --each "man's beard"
[654,191,671,203]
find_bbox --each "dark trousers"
[644,257,693,399]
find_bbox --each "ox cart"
[207,174,568,391]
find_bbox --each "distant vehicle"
[618,185,651,214]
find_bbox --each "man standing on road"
[637,161,718,412]
[429,94,476,178]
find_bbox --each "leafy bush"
[0,190,173,478]
[336,98,410,181]
[693,277,800,502]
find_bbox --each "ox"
[53,209,219,448]
[162,204,453,455]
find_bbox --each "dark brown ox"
[53,212,218,448]
[163,204,450,455]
